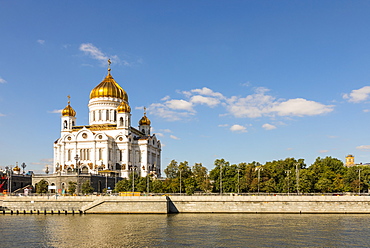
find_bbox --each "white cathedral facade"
[53,64,161,178]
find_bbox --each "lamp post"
[147,174,150,195]
[285,170,291,195]
[237,168,240,194]
[5,166,11,194]
[255,164,263,194]
[220,163,223,195]
[131,166,137,195]
[295,163,300,195]
[74,154,79,195]
[21,162,27,174]
[179,168,182,195]
[357,168,362,194]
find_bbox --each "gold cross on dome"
[67,95,71,104]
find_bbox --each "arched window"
[114,110,117,121]
[99,148,103,160]
[99,110,102,120]
[106,110,109,121]
[72,121,75,126]
[120,117,124,126]
[64,120,68,129]
[92,111,95,121]
[81,167,89,174]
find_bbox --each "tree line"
[116,156,370,194]
[34,156,370,194]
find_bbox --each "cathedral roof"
[61,96,76,117]
[139,115,151,126]
[89,65,128,101]
[117,101,131,113]
[139,108,151,125]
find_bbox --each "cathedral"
[53,62,161,179]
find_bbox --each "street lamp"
[21,162,27,174]
[255,164,263,194]
[295,163,300,195]
[285,170,291,195]
[237,168,240,194]
[357,168,362,194]
[179,168,182,195]
[5,166,11,194]
[74,154,79,195]
[220,163,223,195]
[131,166,137,195]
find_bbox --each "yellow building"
[345,154,355,167]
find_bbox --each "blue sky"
[1,1,370,173]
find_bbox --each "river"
[1,214,369,247]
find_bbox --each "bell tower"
[61,95,76,132]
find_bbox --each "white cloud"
[170,135,180,140]
[162,129,172,133]
[190,87,225,99]
[286,148,293,151]
[230,124,247,133]
[363,109,370,113]
[343,86,370,103]
[327,135,338,139]
[166,99,194,112]
[262,123,276,130]
[356,145,370,150]
[48,109,62,114]
[155,133,164,137]
[149,103,195,121]
[79,43,121,65]
[37,39,45,45]
[0,113,5,117]
[319,150,329,153]
[272,98,334,117]
[218,124,229,127]
[0,77,7,84]
[149,86,334,121]
[190,95,220,107]
[226,92,276,118]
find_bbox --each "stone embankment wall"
[168,195,370,214]
[1,195,370,214]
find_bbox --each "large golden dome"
[117,101,131,113]
[90,69,128,101]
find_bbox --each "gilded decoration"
[89,62,128,101]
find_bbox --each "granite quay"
[2,195,370,214]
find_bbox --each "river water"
[1,214,369,247]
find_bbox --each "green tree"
[68,181,76,194]
[185,177,196,195]
[164,160,178,179]
[81,181,94,194]
[115,178,131,192]
[209,159,230,193]
[151,179,164,193]
[192,163,209,192]
[36,179,48,194]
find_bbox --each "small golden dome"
[139,113,151,126]
[62,103,76,117]
[13,166,20,171]
[90,69,128,101]
[117,101,131,113]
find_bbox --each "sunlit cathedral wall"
[53,65,161,178]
